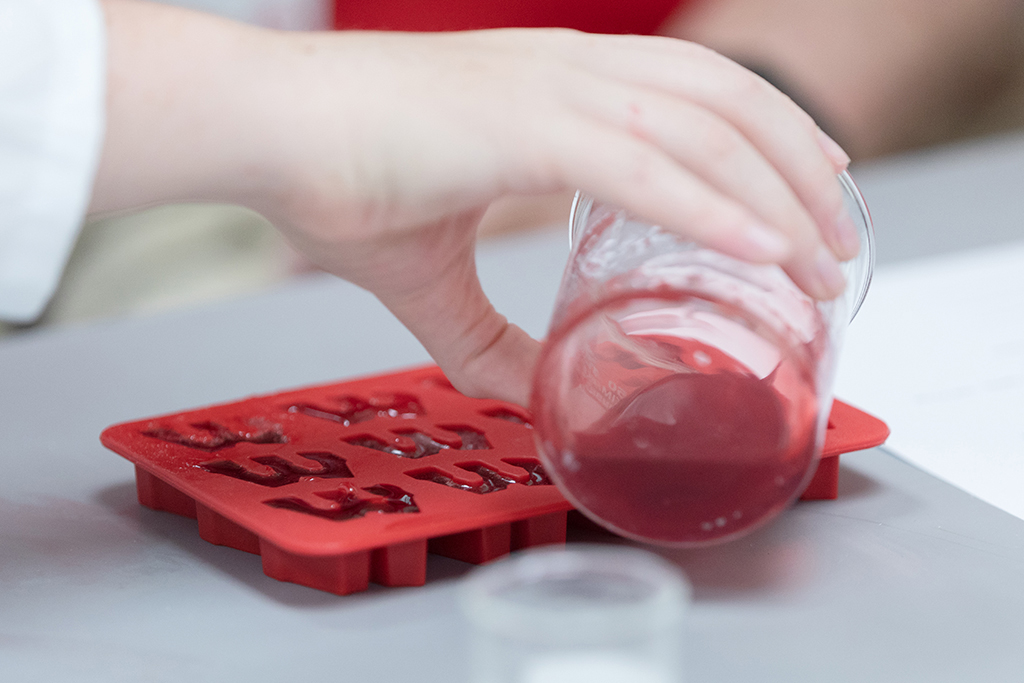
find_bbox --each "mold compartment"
[501,458,552,486]
[511,511,568,550]
[406,464,516,495]
[196,502,261,554]
[135,466,196,519]
[264,483,419,521]
[143,420,285,450]
[801,454,841,500]
[371,539,429,587]
[406,459,552,495]
[103,366,888,597]
[345,432,453,459]
[429,523,512,564]
[287,393,424,426]
[344,424,490,459]
[482,407,533,427]
[260,541,372,596]
[201,451,354,487]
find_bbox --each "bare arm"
[92,0,854,405]
[662,0,1024,159]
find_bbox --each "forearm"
[80,13,857,402]
[89,0,289,216]
[662,0,1024,158]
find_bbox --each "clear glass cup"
[459,545,690,683]
[529,171,874,546]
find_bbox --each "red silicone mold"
[100,365,888,595]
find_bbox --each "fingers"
[595,37,859,256]
[815,127,852,170]
[544,119,792,261]
[531,31,859,298]
[560,76,851,298]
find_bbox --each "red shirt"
[333,0,685,35]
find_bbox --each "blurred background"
[4,0,1023,338]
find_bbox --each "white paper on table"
[834,240,1024,522]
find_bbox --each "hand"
[92,3,855,406]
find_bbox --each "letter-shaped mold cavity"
[406,459,552,494]
[265,483,419,521]
[287,393,424,426]
[144,420,286,450]
[502,458,552,486]
[345,425,491,459]
[201,452,354,488]
[483,407,533,427]
[444,426,491,450]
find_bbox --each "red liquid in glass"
[548,364,819,545]
[534,290,825,545]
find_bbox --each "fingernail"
[816,127,851,169]
[834,209,862,259]
[815,245,847,298]
[740,222,791,261]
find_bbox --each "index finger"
[557,33,859,264]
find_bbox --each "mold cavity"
[502,458,553,486]
[482,408,533,428]
[345,435,407,457]
[371,394,426,418]
[201,451,354,487]
[440,426,491,450]
[264,483,418,520]
[144,420,285,450]
[406,465,512,494]
[345,426,490,458]
[344,432,448,459]
[406,460,547,495]
[288,393,423,426]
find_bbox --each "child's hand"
[92,4,855,406]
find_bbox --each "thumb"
[371,225,541,408]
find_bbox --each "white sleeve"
[0,0,106,324]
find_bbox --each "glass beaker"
[529,171,874,546]
[460,545,690,683]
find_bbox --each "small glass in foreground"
[459,545,690,683]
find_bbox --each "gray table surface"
[3,133,1024,682]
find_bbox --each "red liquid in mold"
[502,459,552,486]
[266,483,419,521]
[408,460,553,495]
[409,465,519,494]
[287,393,423,426]
[344,426,491,458]
[201,452,354,487]
[483,408,533,426]
[145,420,286,450]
